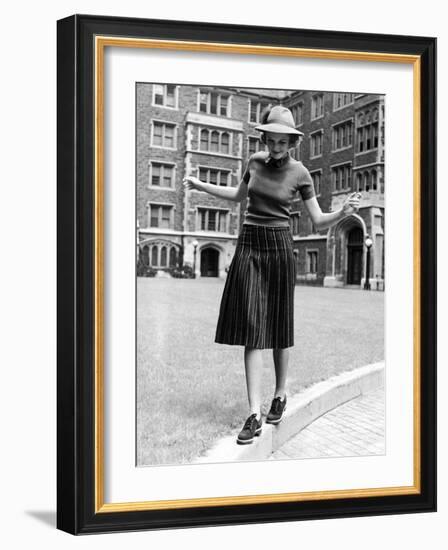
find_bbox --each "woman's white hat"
[255,105,304,135]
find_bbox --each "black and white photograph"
[136,83,385,467]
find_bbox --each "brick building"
[137,83,384,289]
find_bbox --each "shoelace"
[271,397,283,414]
[243,414,258,430]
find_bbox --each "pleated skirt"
[215,224,296,349]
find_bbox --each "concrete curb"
[194,361,385,464]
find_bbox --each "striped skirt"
[215,224,296,349]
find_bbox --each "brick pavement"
[271,387,385,460]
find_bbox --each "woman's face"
[265,132,290,159]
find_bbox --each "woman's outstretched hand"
[342,192,362,215]
[183,176,204,192]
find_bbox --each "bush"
[137,260,157,277]
[168,265,195,279]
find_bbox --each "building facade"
[137,83,384,289]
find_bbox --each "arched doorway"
[346,227,363,284]
[200,248,219,277]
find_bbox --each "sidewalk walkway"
[271,387,385,460]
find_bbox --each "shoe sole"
[265,406,287,425]
[236,427,262,445]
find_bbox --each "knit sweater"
[242,151,316,227]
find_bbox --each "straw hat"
[255,105,304,135]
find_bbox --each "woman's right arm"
[182,176,248,203]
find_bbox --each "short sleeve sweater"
[242,151,316,227]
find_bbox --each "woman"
[183,105,361,445]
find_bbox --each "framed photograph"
[57,14,436,534]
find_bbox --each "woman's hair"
[259,105,300,147]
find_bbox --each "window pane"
[169,247,177,267]
[152,164,161,185]
[211,131,219,152]
[160,247,167,267]
[164,125,174,147]
[151,247,158,266]
[249,137,258,156]
[166,85,176,107]
[210,170,218,185]
[250,101,258,122]
[199,167,208,181]
[163,166,172,187]
[153,123,163,145]
[199,92,208,112]
[219,171,229,186]
[154,85,164,105]
[161,207,171,228]
[221,132,229,154]
[199,210,206,230]
[150,206,159,227]
[220,96,228,116]
[208,210,216,231]
[210,93,218,114]
[200,130,208,150]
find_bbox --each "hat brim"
[255,123,304,136]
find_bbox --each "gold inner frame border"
[94,36,421,513]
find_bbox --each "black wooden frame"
[57,14,436,535]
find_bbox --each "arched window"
[364,171,370,192]
[221,132,230,154]
[169,247,177,267]
[211,131,219,152]
[365,126,371,150]
[160,246,167,267]
[200,129,208,151]
[356,173,363,192]
[141,245,149,266]
[372,170,378,191]
[372,123,378,148]
[151,246,158,266]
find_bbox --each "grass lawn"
[137,277,384,466]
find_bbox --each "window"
[198,208,228,232]
[332,120,353,150]
[290,212,300,235]
[147,244,178,267]
[221,132,230,154]
[332,164,352,192]
[148,204,173,229]
[307,251,318,274]
[141,246,149,266]
[198,167,231,187]
[211,130,219,152]
[153,84,177,108]
[311,171,322,195]
[356,109,379,153]
[310,131,323,157]
[249,99,271,123]
[199,90,231,116]
[333,93,354,110]
[290,142,301,161]
[356,168,380,192]
[149,162,175,188]
[198,128,233,154]
[248,136,262,156]
[311,94,324,120]
[291,102,304,125]
[152,121,176,148]
[372,170,378,191]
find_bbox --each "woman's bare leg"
[244,347,263,418]
[272,348,289,398]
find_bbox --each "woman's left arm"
[303,193,361,231]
